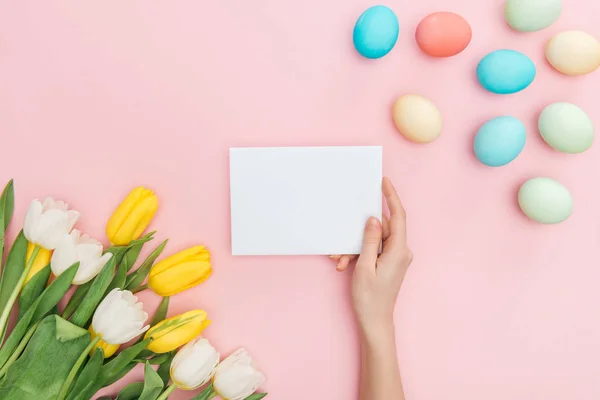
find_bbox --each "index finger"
[382,177,407,243]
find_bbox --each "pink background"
[0,0,599,399]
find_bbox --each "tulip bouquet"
[0,180,267,400]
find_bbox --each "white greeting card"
[229,146,382,256]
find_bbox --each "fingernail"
[336,262,342,270]
[367,217,378,228]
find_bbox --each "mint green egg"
[518,177,572,224]
[505,0,562,32]
[539,102,594,154]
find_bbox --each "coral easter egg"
[518,178,573,224]
[416,12,472,57]
[474,116,526,167]
[538,102,594,154]
[545,31,600,76]
[353,6,400,59]
[477,50,536,94]
[505,0,562,32]
[392,95,442,143]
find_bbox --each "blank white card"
[230,146,382,256]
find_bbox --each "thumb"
[356,217,382,270]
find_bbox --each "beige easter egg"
[392,94,442,143]
[545,31,600,76]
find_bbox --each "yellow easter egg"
[392,94,442,143]
[545,30,600,76]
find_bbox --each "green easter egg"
[539,102,594,154]
[518,177,572,224]
[505,0,562,32]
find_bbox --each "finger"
[329,255,342,261]
[356,217,382,271]
[382,177,407,242]
[382,215,390,241]
[336,255,354,271]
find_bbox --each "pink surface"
[0,1,599,399]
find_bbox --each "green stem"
[0,320,40,377]
[0,245,40,341]
[156,383,177,400]
[208,392,217,399]
[56,336,101,400]
[131,283,148,294]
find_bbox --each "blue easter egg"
[474,116,526,167]
[476,50,536,94]
[353,5,399,59]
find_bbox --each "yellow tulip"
[24,242,52,284]
[88,326,119,358]
[106,187,158,246]
[144,310,210,354]
[148,246,212,297]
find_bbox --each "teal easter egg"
[518,177,572,224]
[505,0,562,32]
[477,50,536,94]
[538,102,594,153]
[353,5,399,59]
[474,116,526,166]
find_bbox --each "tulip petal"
[51,233,78,276]
[23,200,43,244]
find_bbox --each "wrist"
[359,317,395,345]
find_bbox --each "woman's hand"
[331,177,412,335]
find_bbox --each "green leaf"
[66,348,104,400]
[102,362,136,388]
[62,280,92,319]
[32,262,79,322]
[100,339,151,387]
[125,240,168,291]
[116,382,144,400]
[122,238,148,272]
[0,231,28,314]
[133,351,172,365]
[0,179,14,233]
[106,261,127,294]
[70,257,116,327]
[0,180,15,266]
[138,362,164,400]
[156,352,175,387]
[108,232,156,266]
[0,262,79,369]
[245,394,268,400]
[18,264,50,320]
[151,296,170,326]
[190,384,214,400]
[0,316,90,400]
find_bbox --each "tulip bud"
[170,337,220,390]
[148,246,212,297]
[213,349,266,400]
[106,187,158,246]
[89,326,119,358]
[24,242,52,284]
[91,288,149,345]
[144,310,210,354]
[51,230,113,285]
[23,198,80,250]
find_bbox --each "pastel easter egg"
[353,6,399,59]
[505,0,562,32]
[474,116,526,167]
[415,12,472,57]
[538,102,594,154]
[545,31,600,76]
[518,177,573,224]
[477,50,536,94]
[392,94,442,143]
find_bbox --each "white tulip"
[91,288,149,345]
[213,349,265,400]
[24,198,79,250]
[170,337,220,390]
[51,229,113,285]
